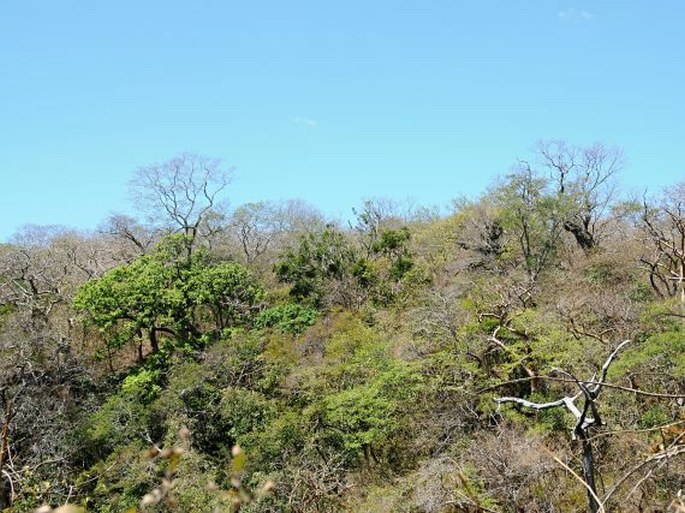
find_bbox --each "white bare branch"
[494,396,566,410]
[593,339,631,395]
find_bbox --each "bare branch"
[130,153,233,242]
[494,341,631,513]
[494,396,566,410]
[593,339,631,394]
[482,375,684,399]
[603,440,685,505]
[545,451,606,513]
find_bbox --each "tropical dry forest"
[1,143,684,513]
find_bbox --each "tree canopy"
[73,234,263,358]
[2,148,684,513]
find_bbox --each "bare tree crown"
[130,153,233,237]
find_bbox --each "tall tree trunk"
[564,218,596,253]
[149,328,160,353]
[580,432,600,513]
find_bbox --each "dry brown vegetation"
[0,148,684,512]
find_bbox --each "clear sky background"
[1,1,683,241]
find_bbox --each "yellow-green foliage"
[7,180,685,513]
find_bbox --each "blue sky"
[1,1,683,240]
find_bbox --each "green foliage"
[189,261,264,330]
[219,387,275,440]
[313,365,420,463]
[610,328,685,381]
[121,368,162,403]
[85,390,155,458]
[587,260,623,285]
[0,302,14,318]
[316,383,397,453]
[81,441,155,512]
[638,405,671,429]
[74,234,263,356]
[73,235,196,351]
[362,227,418,305]
[491,169,566,280]
[372,227,414,280]
[275,225,356,305]
[628,282,654,302]
[275,314,427,467]
[243,410,306,471]
[153,361,230,456]
[254,303,318,334]
[275,225,419,308]
[81,369,162,457]
[13,170,685,513]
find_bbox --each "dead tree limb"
[495,340,630,513]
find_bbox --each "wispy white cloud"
[558,8,595,23]
[292,116,317,128]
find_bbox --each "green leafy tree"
[371,226,414,281]
[492,166,566,284]
[253,303,318,334]
[275,226,357,307]
[73,234,263,360]
[73,235,194,358]
[188,262,264,331]
[275,224,417,309]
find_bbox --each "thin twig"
[543,449,606,513]
[594,340,631,394]
[603,442,685,504]
[1,469,15,503]
[479,376,685,399]
[586,419,685,442]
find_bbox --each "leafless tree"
[536,140,623,252]
[495,340,631,513]
[0,330,93,510]
[638,183,685,303]
[228,199,325,266]
[230,202,287,264]
[100,214,157,259]
[0,227,96,509]
[279,199,326,234]
[0,226,78,321]
[130,153,233,245]
[0,386,18,510]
